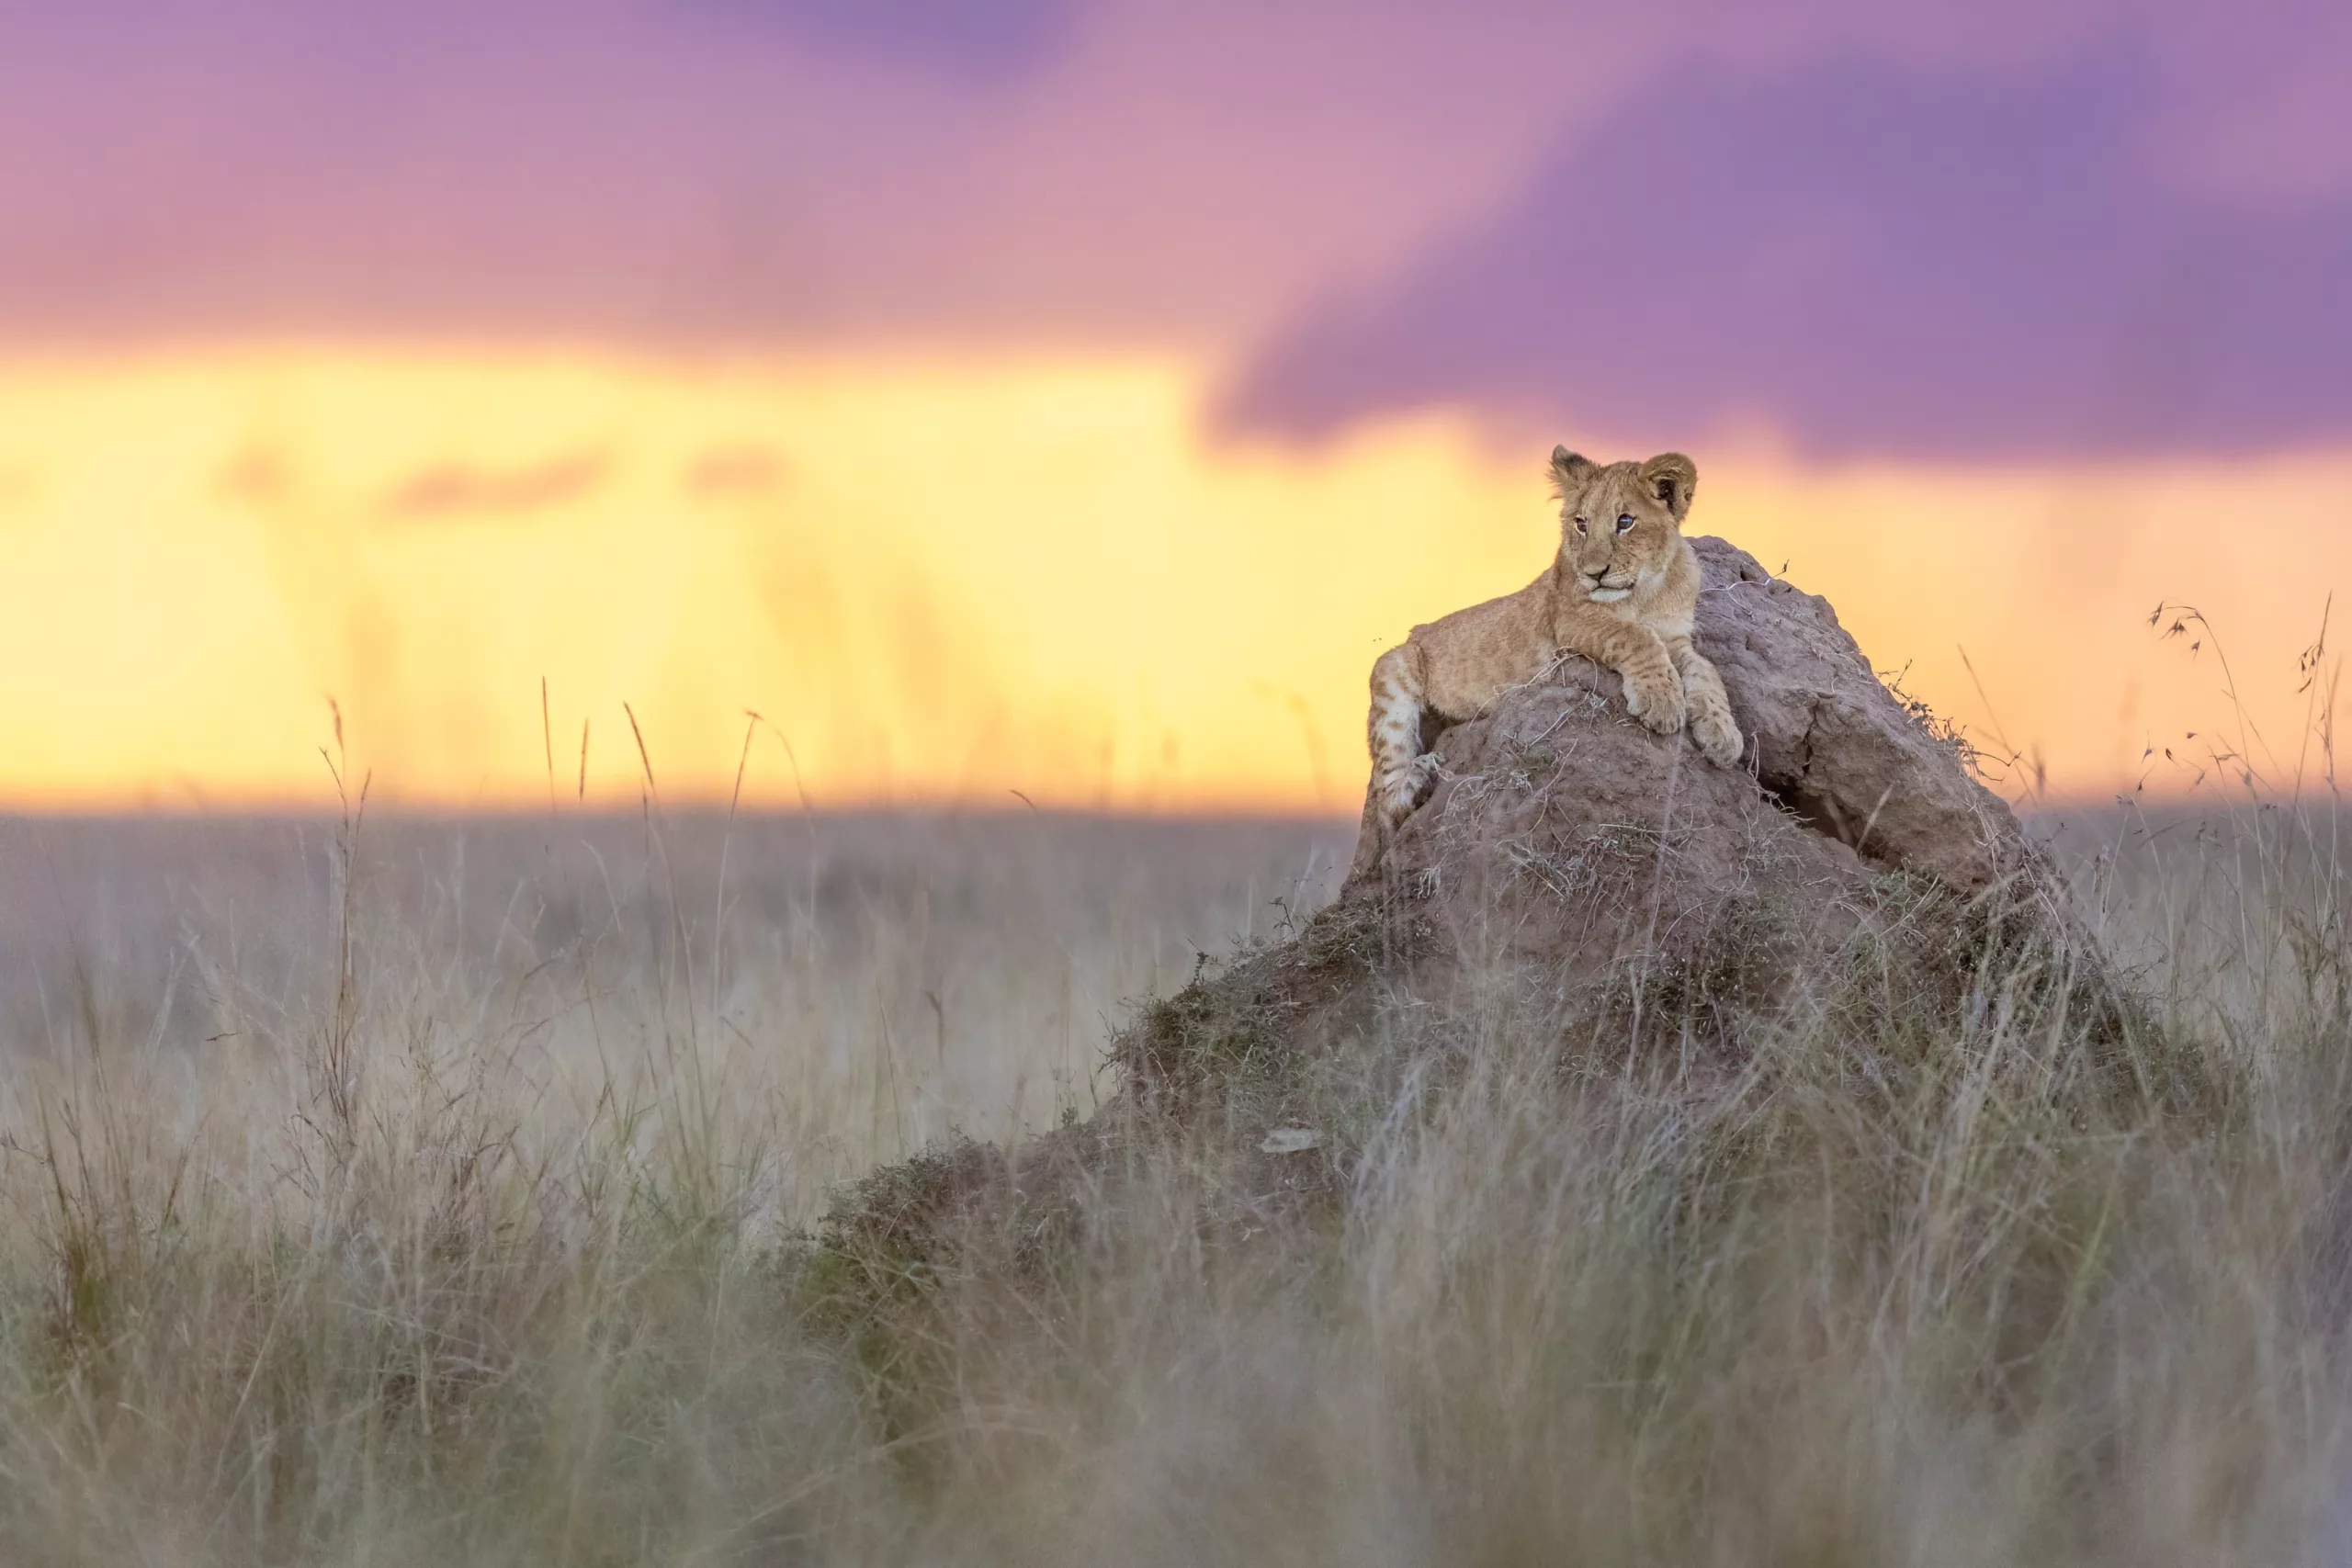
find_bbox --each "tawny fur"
[1351,446,1743,882]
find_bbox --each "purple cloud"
[1221,44,2352,458]
[694,0,1080,79]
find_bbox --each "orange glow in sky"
[1,347,2346,814]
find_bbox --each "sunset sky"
[3,0,2347,811]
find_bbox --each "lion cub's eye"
[1573,516,1589,535]
[1615,513,1636,534]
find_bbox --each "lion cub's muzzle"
[1582,570,1635,604]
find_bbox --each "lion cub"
[1351,446,1742,879]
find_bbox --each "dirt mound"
[1354,537,2021,895]
[1683,536,2022,889]
[810,539,2104,1371]
[1329,536,2030,1021]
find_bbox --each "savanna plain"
[2,756,2350,1563]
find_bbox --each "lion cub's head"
[1549,446,1697,604]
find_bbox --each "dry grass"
[0,782,2346,1564]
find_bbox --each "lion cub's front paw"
[1622,670,1687,735]
[1690,698,1743,767]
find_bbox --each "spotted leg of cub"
[1347,643,1438,881]
[1370,644,1434,823]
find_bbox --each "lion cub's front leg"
[1571,622,1685,737]
[1365,643,1437,826]
[1669,636,1743,767]
[1347,642,1440,883]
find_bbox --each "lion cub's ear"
[1640,452,1698,519]
[1549,445,1595,498]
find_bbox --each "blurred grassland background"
[1,770,2350,1562]
[0,809,1351,1180]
